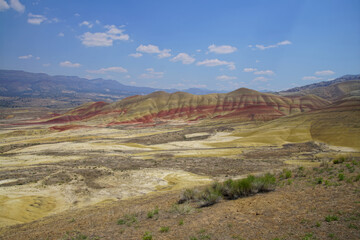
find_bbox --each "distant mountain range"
[0,69,359,108]
[279,74,360,101]
[0,70,226,108]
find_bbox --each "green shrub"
[178,219,184,225]
[338,173,345,181]
[315,177,323,184]
[280,169,292,179]
[179,189,196,203]
[178,173,276,207]
[197,187,222,207]
[333,156,346,164]
[147,206,159,219]
[302,233,317,240]
[143,231,152,240]
[325,215,339,222]
[117,214,137,226]
[160,226,169,233]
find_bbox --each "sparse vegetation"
[159,226,169,233]
[179,173,276,207]
[325,215,339,222]
[117,214,138,226]
[171,203,194,215]
[147,206,159,219]
[61,231,99,240]
[338,173,345,181]
[279,169,292,179]
[142,231,152,240]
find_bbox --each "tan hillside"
[43,88,331,125]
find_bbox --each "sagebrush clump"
[179,173,276,207]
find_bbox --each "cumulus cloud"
[10,0,24,13]
[302,76,322,81]
[58,32,64,37]
[253,76,269,82]
[216,75,237,81]
[254,70,274,75]
[18,54,32,59]
[129,53,143,58]
[59,61,81,68]
[208,44,237,54]
[315,70,335,76]
[80,25,129,47]
[0,0,10,11]
[170,53,195,64]
[139,68,164,79]
[87,66,127,74]
[251,40,292,50]
[243,68,257,72]
[79,21,93,28]
[196,59,235,70]
[28,13,47,25]
[136,44,171,58]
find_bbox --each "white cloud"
[58,32,64,37]
[79,21,93,28]
[196,49,201,52]
[254,70,274,75]
[170,53,195,64]
[87,66,127,74]
[59,61,81,68]
[36,56,40,60]
[43,63,50,67]
[95,20,100,24]
[251,40,292,50]
[243,68,257,72]
[216,75,237,81]
[129,81,136,85]
[158,50,171,58]
[253,76,269,82]
[208,44,237,54]
[10,0,24,13]
[28,13,47,25]
[80,25,129,47]
[139,68,164,79]
[314,70,335,76]
[0,0,10,11]
[129,53,143,58]
[136,44,161,53]
[74,13,80,17]
[136,44,171,58]
[196,59,235,70]
[302,76,322,81]
[18,54,32,59]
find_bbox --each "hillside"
[279,74,360,101]
[43,88,330,125]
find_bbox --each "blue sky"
[0,0,359,91]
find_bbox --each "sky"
[0,0,359,91]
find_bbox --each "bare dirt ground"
[0,158,359,240]
[0,109,359,239]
